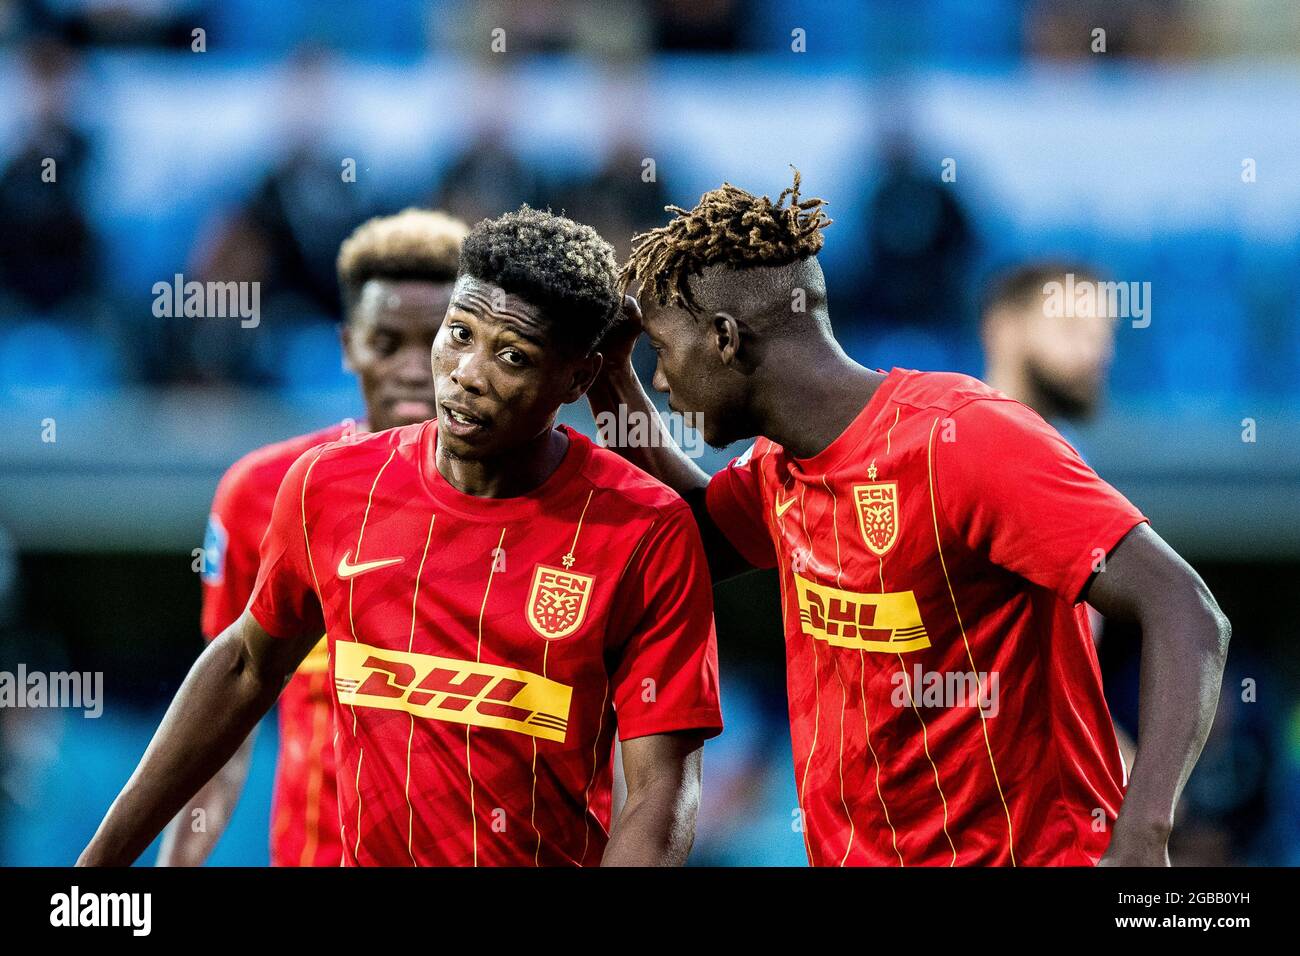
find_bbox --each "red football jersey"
[202,421,350,867]
[247,422,722,866]
[706,368,1146,866]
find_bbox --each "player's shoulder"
[218,420,352,502]
[572,428,692,521]
[304,421,427,473]
[888,368,1033,422]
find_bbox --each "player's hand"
[596,294,644,372]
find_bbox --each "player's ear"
[340,322,357,374]
[564,350,603,403]
[712,311,742,366]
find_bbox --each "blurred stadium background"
[2,0,1299,866]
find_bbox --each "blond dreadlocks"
[621,167,832,314]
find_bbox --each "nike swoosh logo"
[775,495,796,518]
[337,551,404,579]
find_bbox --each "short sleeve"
[607,503,723,741]
[247,447,327,639]
[934,399,1147,604]
[705,441,778,569]
[199,464,264,639]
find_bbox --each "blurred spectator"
[0,38,97,315]
[49,0,205,48]
[441,0,649,58]
[433,126,543,228]
[549,140,668,262]
[1026,0,1199,61]
[854,128,974,330]
[180,48,377,383]
[652,0,744,52]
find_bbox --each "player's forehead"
[448,274,550,342]
[355,277,453,328]
[639,295,692,340]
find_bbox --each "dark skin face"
[433,275,602,496]
[342,278,454,432]
[639,295,757,449]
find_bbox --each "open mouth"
[440,403,489,438]
[390,398,436,421]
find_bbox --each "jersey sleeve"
[933,398,1148,604]
[247,447,327,640]
[704,441,778,569]
[199,461,264,640]
[607,502,723,741]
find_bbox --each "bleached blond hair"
[337,208,468,313]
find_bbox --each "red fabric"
[201,422,348,867]
[249,422,721,866]
[706,368,1146,866]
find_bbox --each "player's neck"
[753,341,886,460]
[435,426,569,499]
[984,357,1029,406]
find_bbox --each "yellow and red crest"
[853,481,900,556]
[526,564,595,640]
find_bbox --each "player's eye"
[372,333,399,355]
[449,324,471,344]
[499,348,529,367]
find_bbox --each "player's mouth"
[440,402,490,438]
[389,397,437,422]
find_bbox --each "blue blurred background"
[1,0,1298,866]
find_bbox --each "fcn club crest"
[853,482,900,556]
[527,565,595,640]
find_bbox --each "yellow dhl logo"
[794,574,931,653]
[333,641,572,742]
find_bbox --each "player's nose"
[450,346,489,395]
[395,345,433,386]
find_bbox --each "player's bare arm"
[588,297,752,580]
[78,610,318,866]
[600,731,705,866]
[155,730,255,866]
[1082,523,1232,866]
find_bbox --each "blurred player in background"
[156,209,467,866]
[981,262,1115,433]
[592,171,1231,866]
[81,208,722,867]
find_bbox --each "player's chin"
[698,415,743,450]
[436,417,492,456]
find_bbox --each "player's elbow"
[209,624,280,706]
[1203,586,1232,662]
[1165,570,1232,666]
[660,773,702,864]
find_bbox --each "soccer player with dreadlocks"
[589,169,1231,866]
